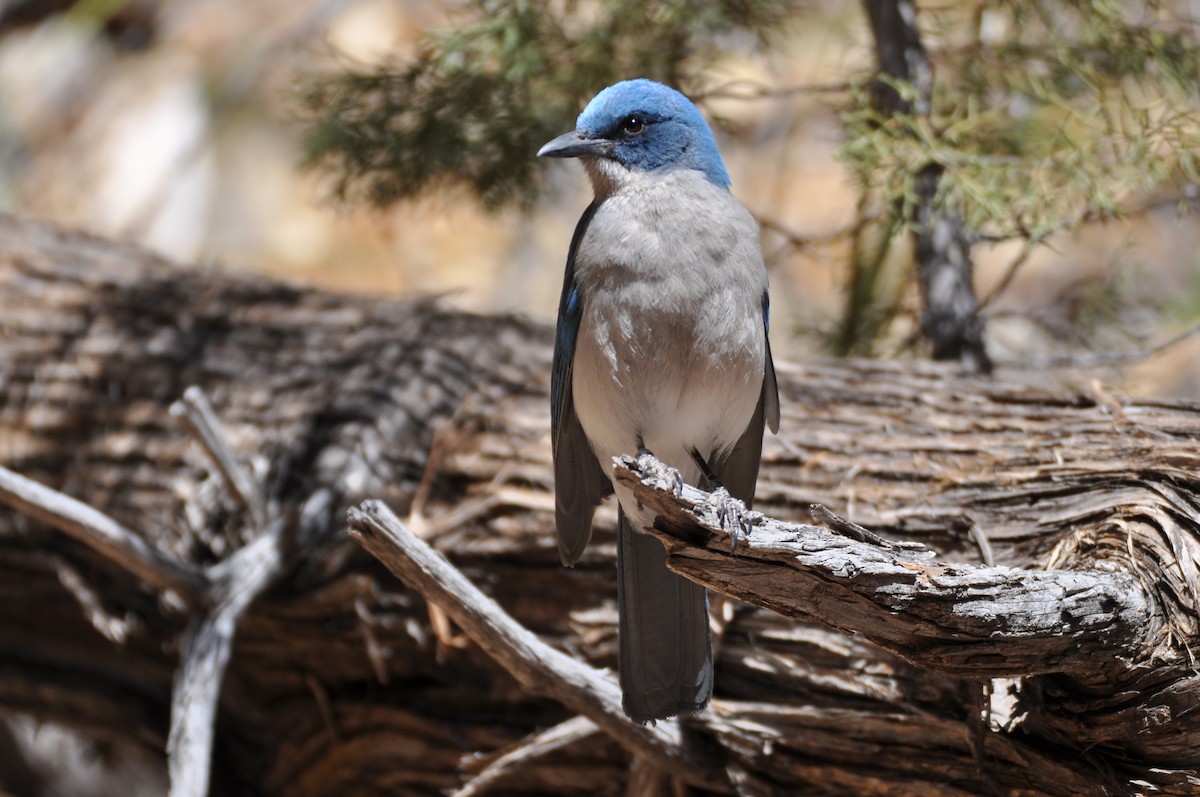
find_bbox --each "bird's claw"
[709,487,754,553]
[636,450,684,498]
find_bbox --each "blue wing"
[552,201,612,566]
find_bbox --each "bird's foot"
[708,487,754,552]
[636,449,684,498]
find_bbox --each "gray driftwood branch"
[0,464,205,601]
[615,454,1154,681]
[346,500,732,794]
[0,382,291,797]
[450,716,600,797]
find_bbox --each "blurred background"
[1,0,1198,398]
[0,0,864,330]
[0,2,1198,792]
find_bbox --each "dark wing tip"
[764,337,781,434]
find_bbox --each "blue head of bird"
[538,79,731,194]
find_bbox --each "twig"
[165,384,287,797]
[55,557,140,645]
[346,500,733,794]
[168,612,232,797]
[976,192,1197,245]
[168,517,288,797]
[171,386,266,529]
[429,601,471,651]
[306,673,340,743]
[0,464,204,600]
[0,388,287,797]
[452,716,599,797]
[616,455,1154,680]
[978,233,1043,311]
[968,524,996,568]
[354,595,392,685]
[1001,319,1200,369]
[755,213,877,253]
[406,420,451,537]
[695,79,851,101]
[809,503,925,550]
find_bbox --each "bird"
[538,78,780,724]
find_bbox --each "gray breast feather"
[570,169,769,483]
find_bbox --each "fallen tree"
[1,212,1197,796]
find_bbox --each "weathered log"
[1,212,1198,795]
[614,456,1155,682]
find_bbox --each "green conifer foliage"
[841,1,1200,242]
[301,0,795,209]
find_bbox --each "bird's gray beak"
[537,130,612,159]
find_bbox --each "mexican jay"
[538,78,780,723]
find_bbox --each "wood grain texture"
[1,212,1199,795]
[616,453,1154,681]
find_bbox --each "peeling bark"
[615,455,1156,683]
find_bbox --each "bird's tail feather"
[616,509,713,723]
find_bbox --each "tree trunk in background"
[2,213,1199,795]
[863,0,992,373]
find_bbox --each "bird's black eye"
[622,116,645,135]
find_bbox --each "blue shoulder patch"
[551,202,599,446]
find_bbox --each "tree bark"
[2,213,1198,795]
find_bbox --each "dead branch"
[170,386,267,529]
[616,455,1154,681]
[451,716,599,797]
[346,500,732,794]
[0,382,293,797]
[0,465,204,601]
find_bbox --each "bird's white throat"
[581,156,633,198]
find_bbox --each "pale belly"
[572,294,764,491]
[566,166,769,519]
